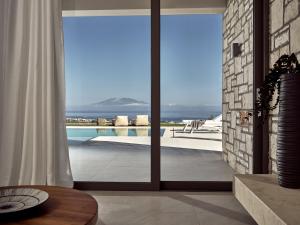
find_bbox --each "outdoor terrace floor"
[69,128,233,182]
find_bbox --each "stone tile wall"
[223,0,300,174]
[223,0,254,174]
[269,0,300,173]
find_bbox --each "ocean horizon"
[66,109,221,122]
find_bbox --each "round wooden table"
[0,186,98,225]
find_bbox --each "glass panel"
[160,14,233,181]
[63,14,152,182]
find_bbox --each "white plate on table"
[0,188,49,214]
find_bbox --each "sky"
[63,14,222,107]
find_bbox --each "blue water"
[67,128,165,141]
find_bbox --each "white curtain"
[0,0,73,187]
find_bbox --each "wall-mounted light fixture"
[239,111,252,126]
[232,43,242,57]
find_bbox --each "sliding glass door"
[159,2,232,187]
[63,5,154,186]
[62,0,233,190]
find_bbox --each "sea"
[66,109,221,122]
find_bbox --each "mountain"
[67,97,149,112]
[92,97,148,106]
[66,98,221,119]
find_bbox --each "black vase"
[277,73,300,188]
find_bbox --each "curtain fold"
[0,0,73,187]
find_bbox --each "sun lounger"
[183,114,222,133]
[132,115,149,126]
[182,120,204,132]
[112,116,129,126]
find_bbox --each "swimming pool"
[67,128,165,141]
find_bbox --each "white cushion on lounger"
[113,116,128,126]
[133,115,149,126]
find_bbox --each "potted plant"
[256,53,300,188]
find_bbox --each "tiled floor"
[69,141,233,182]
[89,191,257,225]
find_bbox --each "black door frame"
[253,0,270,174]
[74,0,267,191]
[74,0,161,192]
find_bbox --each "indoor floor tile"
[88,191,257,225]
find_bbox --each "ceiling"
[62,0,227,16]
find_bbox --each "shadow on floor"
[92,191,257,225]
[69,141,233,182]
[166,192,256,224]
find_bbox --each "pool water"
[67,128,165,141]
